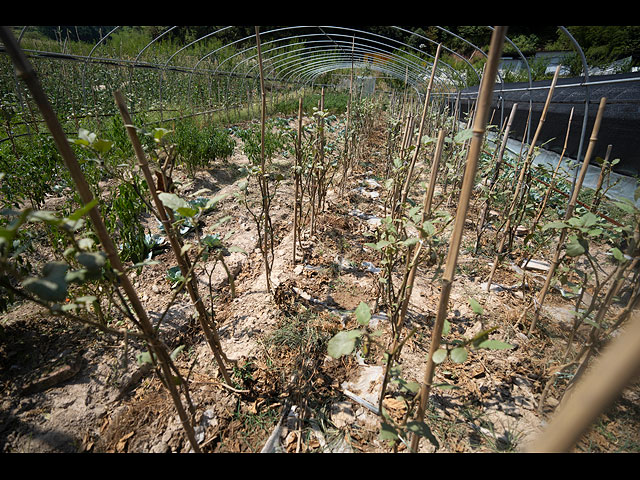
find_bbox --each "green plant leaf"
[170,345,185,361]
[402,237,419,247]
[469,297,484,315]
[470,326,499,347]
[613,199,637,214]
[65,268,89,283]
[580,212,599,228]
[67,198,99,222]
[92,138,113,154]
[77,237,95,251]
[176,206,199,218]
[542,220,567,231]
[397,379,421,394]
[355,301,371,326]
[202,234,223,249]
[454,128,473,143]
[406,421,440,448]
[28,210,61,225]
[611,247,625,262]
[565,235,587,257]
[475,339,514,350]
[422,221,435,236]
[152,127,172,142]
[136,351,155,365]
[442,319,451,337]
[432,349,448,364]
[22,261,68,302]
[75,252,106,271]
[327,330,363,358]
[450,347,468,363]
[378,422,399,444]
[434,383,459,390]
[158,192,189,212]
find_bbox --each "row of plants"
[2,25,639,452]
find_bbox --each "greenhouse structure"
[1,26,639,454]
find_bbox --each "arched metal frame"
[2,24,602,162]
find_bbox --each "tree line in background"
[31,25,640,69]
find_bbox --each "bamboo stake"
[489,102,518,189]
[113,90,232,385]
[475,102,518,252]
[0,27,201,452]
[399,44,442,209]
[525,309,640,453]
[293,96,303,264]
[485,65,561,292]
[529,107,575,234]
[513,106,574,287]
[423,129,446,217]
[525,97,607,336]
[339,36,355,195]
[255,26,274,294]
[378,131,447,410]
[409,26,507,453]
[591,143,613,212]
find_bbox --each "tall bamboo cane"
[526,309,640,452]
[293,97,303,264]
[485,65,561,292]
[113,90,232,385]
[255,26,274,294]
[0,26,201,452]
[378,128,447,411]
[409,26,507,453]
[526,97,607,336]
[475,102,518,252]
[339,36,355,195]
[518,107,575,284]
[591,143,613,212]
[423,129,447,217]
[399,44,442,209]
[530,107,575,233]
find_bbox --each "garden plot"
[2,99,640,453]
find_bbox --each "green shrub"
[171,118,235,176]
[0,134,63,209]
[104,174,149,263]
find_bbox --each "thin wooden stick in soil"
[475,101,518,251]
[255,25,274,294]
[398,43,442,210]
[485,65,561,292]
[0,26,202,453]
[409,25,507,453]
[525,96,607,336]
[113,90,233,386]
[526,310,640,453]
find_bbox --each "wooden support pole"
[423,129,446,217]
[0,26,202,452]
[527,97,607,336]
[485,65,561,292]
[399,44,442,209]
[409,26,507,453]
[293,97,303,264]
[113,90,232,386]
[526,310,640,452]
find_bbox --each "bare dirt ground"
[1,112,639,454]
